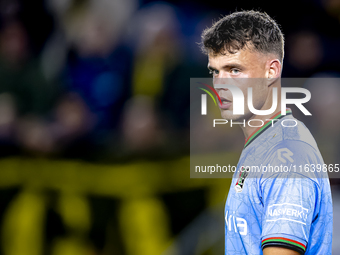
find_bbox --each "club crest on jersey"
[235,166,250,193]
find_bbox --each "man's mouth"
[219,97,232,109]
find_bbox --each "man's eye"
[209,70,219,76]
[231,69,240,75]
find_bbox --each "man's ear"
[266,59,282,86]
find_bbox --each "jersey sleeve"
[260,140,322,254]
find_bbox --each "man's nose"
[213,77,230,91]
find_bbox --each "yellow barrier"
[0,155,236,255]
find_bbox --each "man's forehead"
[208,43,254,57]
[208,49,268,67]
[208,50,246,66]
[208,51,239,60]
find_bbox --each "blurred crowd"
[0,0,196,161]
[0,0,339,163]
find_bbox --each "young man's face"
[208,47,272,121]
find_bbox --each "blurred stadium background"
[0,0,339,254]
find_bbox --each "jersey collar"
[244,109,292,149]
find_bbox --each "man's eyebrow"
[221,63,243,69]
[207,64,217,71]
[207,63,243,70]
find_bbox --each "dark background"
[0,0,339,254]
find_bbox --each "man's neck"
[240,80,283,140]
[240,107,283,140]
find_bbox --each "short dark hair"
[201,10,284,62]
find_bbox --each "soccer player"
[200,11,333,254]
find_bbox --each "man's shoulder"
[280,116,319,150]
[257,117,327,180]
[248,116,321,163]
[262,116,321,161]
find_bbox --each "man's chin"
[220,110,245,121]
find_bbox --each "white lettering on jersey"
[266,203,308,225]
[277,148,294,163]
[225,211,248,235]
